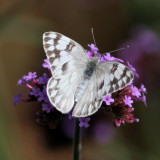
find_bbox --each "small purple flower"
[127,62,139,78]
[86,50,93,59]
[104,53,115,61]
[87,44,101,58]
[17,75,27,85]
[107,53,123,62]
[17,79,24,85]
[29,87,41,97]
[139,84,147,93]
[38,73,49,84]
[88,44,98,52]
[123,95,133,107]
[42,58,51,70]
[79,117,91,128]
[102,94,114,105]
[25,72,37,81]
[38,92,48,102]
[131,86,141,98]
[38,87,49,103]
[13,93,21,105]
[100,53,124,63]
[99,56,106,63]
[42,103,53,113]
[94,52,101,58]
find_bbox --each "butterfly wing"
[96,61,134,98]
[72,61,134,117]
[43,32,88,113]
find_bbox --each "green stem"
[73,118,81,160]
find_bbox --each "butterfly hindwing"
[72,71,103,117]
[47,76,77,113]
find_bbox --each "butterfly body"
[43,32,134,117]
[83,58,98,79]
[74,58,98,102]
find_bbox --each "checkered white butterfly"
[43,32,134,117]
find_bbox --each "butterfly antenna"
[108,45,130,54]
[91,28,97,47]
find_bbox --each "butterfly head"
[90,57,99,63]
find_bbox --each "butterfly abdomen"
[75,59,98,102]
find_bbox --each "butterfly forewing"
[97,61,134,98]
[43,32,88,74]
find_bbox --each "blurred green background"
[0,0,160,160]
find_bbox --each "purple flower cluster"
[101,83,146,127]
[14,63,54,113]
[112,84,146,127]
[101,85,146,127]
[14,44,147,129]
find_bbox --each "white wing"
[72,61,134,117]
[43,32,88,113]
[96,61,134,98]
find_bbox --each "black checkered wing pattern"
[96,61,134,99]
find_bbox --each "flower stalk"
[73,118,81,160]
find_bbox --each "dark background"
[0,0,160,160]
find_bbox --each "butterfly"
[43,32,134,117]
